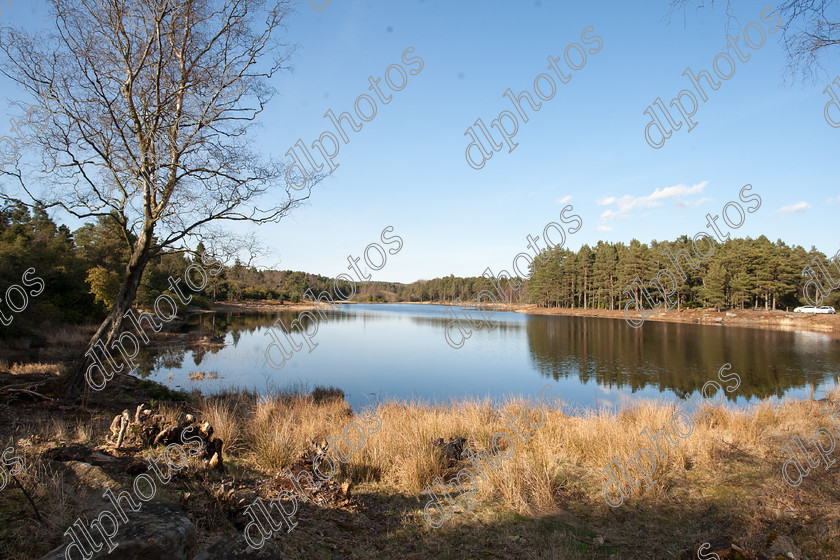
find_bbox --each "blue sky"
[1,0,838,284]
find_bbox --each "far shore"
[208,300,840,335]
[517,304,840,335]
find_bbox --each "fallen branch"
[3,388,52,401]
[12,474,42,522]
[0,381,48,393]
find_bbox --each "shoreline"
[1,370,837,559]
[516,305,840,335]
[207,300,840,335]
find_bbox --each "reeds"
[198,381,840,518]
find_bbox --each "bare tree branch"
[0,0,321,395]
[666,0,840,81]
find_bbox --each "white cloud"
[596,182,708,222]
[676,197,712,208]
[827,196,840,205]
[779,201,811,216]
[556,195,572,204]
[596,225,613,232]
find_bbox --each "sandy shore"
[516,304,840,335]
[208,299,321,313]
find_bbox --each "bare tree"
[667,0,840,80]
[0,0,318,396]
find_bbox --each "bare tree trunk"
[65,234,154,398]
[1,0,306,400]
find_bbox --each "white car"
[794,305,836,314]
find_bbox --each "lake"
[136,303,840,411]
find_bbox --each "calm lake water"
[138,303,840,411]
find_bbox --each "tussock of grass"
[188,370,220,381]
[8,362,65,375]
[199,385,840,524]
[198,394,246,453]
[193,383,837,557]
[241,390,352,471]
[194,384,836,514]
[16,383,828,559]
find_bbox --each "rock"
[39,501,195,560]
[64,461,120,490]
[726,312,737,318]
[433,437,466,468]
[766,534,801,559]
[43,444,147,475]
[193,536,292,560]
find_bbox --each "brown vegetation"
[1,364,837,559]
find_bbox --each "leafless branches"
[666,0,840,82]
[0,0,312,257]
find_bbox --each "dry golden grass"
[155,401,187,428]
[189,370,220,381]
[293,389,840,522]
[75,382,833,558]
[42,325,95,349]
[198,393,247,453]
[44,417,70,443]
[2,379,838,559]
[205,384,840,523]
[27,414,98,447]
[238,391,353,472]
[0,446,79,560]
[8,361,65,375]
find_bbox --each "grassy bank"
[1,365,837,559]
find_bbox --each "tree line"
[206,233,840,313]
[525,235,838,311]
[3,203,837,343]
[388,236,839,312]
[0,204,347,338]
